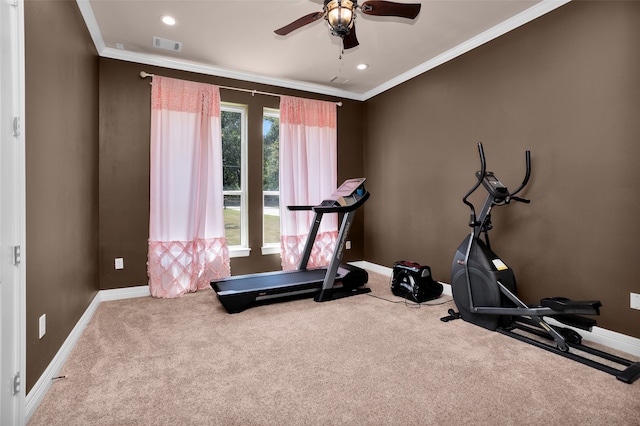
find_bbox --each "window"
[220,104,280,257]
[262,108,280,254]
[221,103,249,256]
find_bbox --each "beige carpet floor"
[28,271,640,425]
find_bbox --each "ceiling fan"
[274,0,421,50]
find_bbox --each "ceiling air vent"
[329,76,350,85]
[152,36,182,52]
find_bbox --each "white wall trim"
[355,260,640,357]
[25,292,100,422]
[98,285,150,302]
[350,260,390,276]
[544,318,640,358]
[362,0,571,100]
[75,0,105,53]
[25,264,640,421]
[100,47,366,102]
[24,285,150,422]
[74,0,571,102]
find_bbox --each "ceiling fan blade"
[343,26,359,50]
[360,1,421,19]
[274,11,325,36]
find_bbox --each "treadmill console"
[320,178,366,207]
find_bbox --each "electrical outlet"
[631,292,640,310]
[39,314,46,339]
[115,258,124,270]
[346,241,351,250]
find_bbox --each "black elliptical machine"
[442,142,640,384]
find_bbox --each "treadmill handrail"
[313,191,370,214]
[287,191,370,213]
[287,205,314,211]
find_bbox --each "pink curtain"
[279,96,338,270]
[148,76,230,298]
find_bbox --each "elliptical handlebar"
[462,142,487,226]
[462,143,532,221]
[509,150,531,198]
[510,196,531,204]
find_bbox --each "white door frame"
[0,0,26,424]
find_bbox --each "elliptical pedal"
[540,297,602,315]
[551,314,597,331]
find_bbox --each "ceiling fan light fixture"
[274,0,421,49]
[325,0,355,37]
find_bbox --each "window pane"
[223,194,241,246]
[263,114,279,191]
[222,110,241,191]
[263,193,279,245]
[263,110,280,245]
[221,105,246,249]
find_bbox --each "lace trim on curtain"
[148,238,230,298]
[280,230,338,271]
[152,77,220,116]
[280,96,337,127]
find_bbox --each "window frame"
[261,107,280,255]
[221,102,250,258]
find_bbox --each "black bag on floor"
[391,261,443,303]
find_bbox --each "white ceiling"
[78,0,570,101]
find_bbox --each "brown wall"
[24,0,640,396]
[25,0,99,391]
[363,1,640,338]
[98,59,366,289]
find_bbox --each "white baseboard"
[356,260,640,357]
[25,285,150,422]
[25,266,640,422]
[25,291,100,422]
[544,318,640,358]
[99,285,151,302]
[351,260,392,277]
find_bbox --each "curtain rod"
[139,71,342,107]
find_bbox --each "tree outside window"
[263,108,280,246]
[221,105,247,248]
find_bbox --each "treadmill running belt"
[213,269,328,294]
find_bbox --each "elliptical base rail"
[498,321,640,384]
[441,309,640,384]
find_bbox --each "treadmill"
[211,178,371,313]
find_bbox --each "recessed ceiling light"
[356,63,369,70]
[161,15,176,26]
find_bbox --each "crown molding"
[100,47,366,101]
[76,0,105,53]
[77,0,570,102]
[362,0,571,100]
